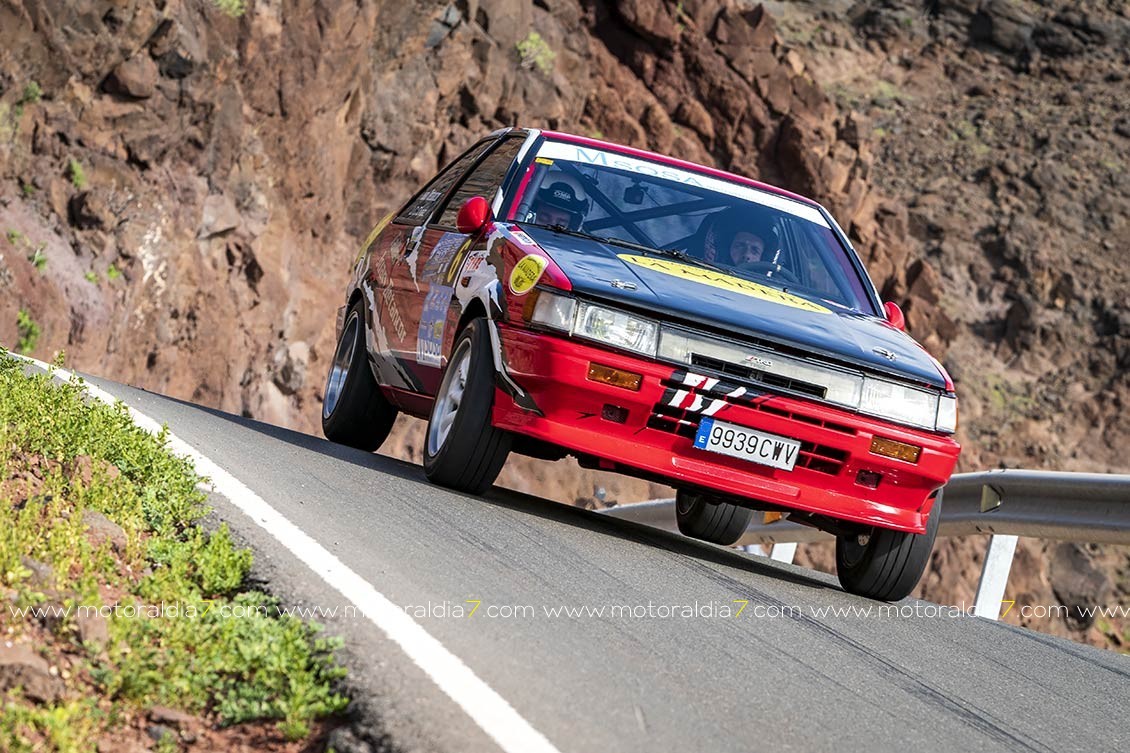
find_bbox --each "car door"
[403,135,527,392]
[361,139,496,394]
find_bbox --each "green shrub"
[66,158,86,190]
[18,82,42,106]
[211,0,247,18]
[0,353,349,744]
[15,309,39,354]
[516,32,556,75]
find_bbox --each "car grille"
[690,354,827,399]
[647,370,852,476]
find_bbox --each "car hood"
[520,225,947,388]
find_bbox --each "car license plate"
[693,418,801,472]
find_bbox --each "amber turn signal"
[586,363,642,391]
[869,436,922,463]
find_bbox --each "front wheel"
[835,491,943,601]
[321,301,398,451]
[423,318,511,494]
[675,490,753,546]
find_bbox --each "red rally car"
[322,127,961,601]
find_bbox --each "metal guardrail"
[600,470,1130,619]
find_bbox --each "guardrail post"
[973,534,1019,620]
[770,542,797,564]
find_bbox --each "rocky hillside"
[0,0,1125,647]
[768,0,1129,649]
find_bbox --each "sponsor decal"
[508,255,548,295]
[458,249,490,287]
[407,189,445,218]
[510,230,536,247]
[422,232,470,282]
[417,285,453,367]
[535,157,554,165]
[617,254,831,314]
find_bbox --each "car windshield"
[509,139,877,315]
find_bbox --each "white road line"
[16,356,561,753]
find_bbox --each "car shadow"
[137,388,836,594]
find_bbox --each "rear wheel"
[321,301,397,451]
[675,490,753,546]
[423,318,511,494]
[835,491,943,601]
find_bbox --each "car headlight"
[528,291,576,332]
[527,293,659,357]
[860,377,940,431]
[573,301,659,357]
[935,394,958,433]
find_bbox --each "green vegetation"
[18,82,42,107]
[15,309,39,354]
[29,245,47,272]
[872,79,910,105]
[20,182,35,198]
[516,31,556,75]
[948,119,977,142]
[0,352,349,746]
[106,263,121,281]
[6,229,24,245]
[66,158,86,190]
[210,0,247,18]
[84,270,99,284]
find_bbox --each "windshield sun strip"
[536,139,831,228]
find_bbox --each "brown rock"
[19,556,54,589]
[674,99,714,143]
[149,705,196,730]
[76,610,109,649]
[103,54,159,99]
[1049,543,1111,630]
[906,259,942,305]
[67,455,122,487]
[198,194,241,239]
[68,191,115,230]
[81,510,128,553]
[0,644,65,704]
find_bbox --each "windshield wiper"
[639,245,731,275]
[541,224,731,275]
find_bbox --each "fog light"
[856,470,883,489]
[587,363,642,391]
[601,404,629,423]
[869,436,922,463]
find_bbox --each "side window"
[396,140,494,224]
[435,138,525,228]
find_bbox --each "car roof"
[524,128,824,209]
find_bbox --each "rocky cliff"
[0,0,1125,648]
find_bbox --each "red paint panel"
[493,325,961,534]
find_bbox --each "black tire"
[675,490,753,546]
[835,491,943,601]
[321,301,398,451]
[423,318,511,494]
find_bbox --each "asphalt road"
[82,374,1130,753]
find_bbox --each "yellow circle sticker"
[509,255,548,295]
[617,254,831,314]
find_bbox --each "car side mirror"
[456,196,493,236]
[884,301,906,331]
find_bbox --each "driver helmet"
[533,174,590,230]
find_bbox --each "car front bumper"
[492,325,961,534]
